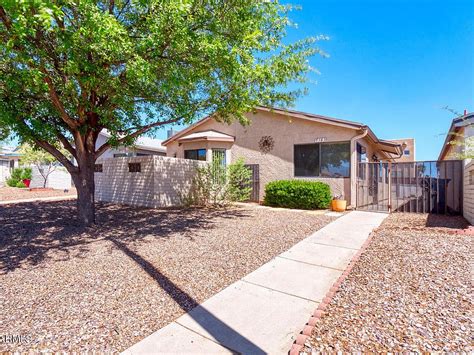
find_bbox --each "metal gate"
[244,164,260,202]
[357,160,463,214]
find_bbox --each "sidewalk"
[0,195,77,205]
[123,211,388,354]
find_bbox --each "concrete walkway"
[124,211,388,355]
[0,195,77,205]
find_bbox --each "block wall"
[95,156,204,208]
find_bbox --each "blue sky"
[158,0,473,160]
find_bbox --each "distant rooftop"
[100,129,166,153]
[0,145,20,158]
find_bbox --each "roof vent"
[167,129,176,138]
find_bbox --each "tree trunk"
[71,160,96,226]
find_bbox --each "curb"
[0,195,77,205]
[288,230,377,355]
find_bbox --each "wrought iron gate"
[357,160,463,214]
[244,164,260,202]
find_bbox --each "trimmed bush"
[15,181,26,188]
[6,167,32,187]
[263,180,332,210]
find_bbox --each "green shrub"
[6,177,18,187]
[186,158,252,207]
[15,181,26,188]
[5,167,32,187]
[20,167,32,180]
[263,180,332,209]
[227,159,252,202]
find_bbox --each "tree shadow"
[0,200,250,273]
[110,237,264,354]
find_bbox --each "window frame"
[94,164,103,173]
[128,162,141,173]
[294,141,351,178]
[184,149,207,161]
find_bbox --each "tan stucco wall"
[95,156,205,208]
[388,138,415,162]
[167,111,382,205]
[464,160,474,225]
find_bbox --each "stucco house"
[438,111,473,224]
[163,106,412,207]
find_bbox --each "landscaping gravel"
[0,186,76,201]
[303,213,473,353]
[0,201,334,353]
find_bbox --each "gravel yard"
[304,213,473,353]
[0,186,76,201]
[0,201,334,352]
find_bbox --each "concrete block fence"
[94,156,206,208]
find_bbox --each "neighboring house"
[438,112,473,161]
[386,138,415,162]
[438,112,473,224]
[96,130,166,158]
[163,106,410,206]
[0,146,20,186]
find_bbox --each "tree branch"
[0,6,12,30]
[18,118,78,173]
[41,70,79,129]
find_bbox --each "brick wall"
[463,160,473,225]
[94,156,205,208]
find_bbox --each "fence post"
[388,162,392,213]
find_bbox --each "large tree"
[0,0,322,225]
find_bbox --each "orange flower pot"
[331,199,347,212]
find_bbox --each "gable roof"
[162,106,403,157]
[438,112,474,160]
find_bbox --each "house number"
[315,137,327,143]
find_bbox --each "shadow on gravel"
[0,200,250,273]
[110,237,265,354]
[425,214,471,230]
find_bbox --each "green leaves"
[1,0,325,152]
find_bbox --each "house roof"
[0,145,21,159]
[99,129,166,153]
[177,130,234,143]
[438,112,474,160]
[162,106,404,158]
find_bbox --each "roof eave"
[178,136,235,144]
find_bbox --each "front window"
[294,144,320,177]
[320,143,350,177]
[294,142,350,178]
[184,149,206,161]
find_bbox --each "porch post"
[388,162,392,212]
